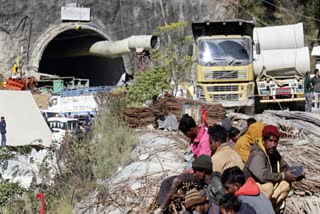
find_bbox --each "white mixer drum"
[254,23,304,50]
[253,47,310,76]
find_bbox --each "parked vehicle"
[253,23,310,111]
[48,86,113,116]
[47,117,79,142]
[188,20,257,114]
[188,21,310,113]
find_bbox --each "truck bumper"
[260,97,305,103]
[216,99,255,108]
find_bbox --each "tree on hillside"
[126,21,192,105]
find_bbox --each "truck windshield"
[198,38,251,66]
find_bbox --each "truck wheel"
[290,101,305,111]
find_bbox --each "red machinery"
[5,76,37,90]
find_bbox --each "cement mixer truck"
[253,23,310,111]
[189,21,310,113]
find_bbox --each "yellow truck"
[189,20,257,114]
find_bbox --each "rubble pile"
[278,141,320,194]
[122,94,226,128]
[257,110,320,140]
[283,141,320,213]
[75,131,188,214]
[122,107,155,128]
[151,94,226,125]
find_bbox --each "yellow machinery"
[189,20,257,114]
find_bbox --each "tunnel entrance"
[38,29,125,86]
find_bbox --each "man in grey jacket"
[312,69,320,109]
[243,125,303,212]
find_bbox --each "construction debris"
[277,140,320,195]
[75,131,188,214]
[122,94,226,128]
[256,110,320,140]
[122,107,156,128]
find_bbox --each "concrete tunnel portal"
[38,28,126,86]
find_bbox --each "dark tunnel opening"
[38,29,126,86]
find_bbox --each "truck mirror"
[256,43,261,55]
[188,43,193,56]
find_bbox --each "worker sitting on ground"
[219,193,256,214]
[227,127,240,149]
[239,118,256,136]
[184,188,207,214]
[234,121,264,162]
[222,166,274,214]
[154,155,212,214]
[243,125,304,212]
[179,114,211,159]
[208,124,244,174]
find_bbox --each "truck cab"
[47,117,79,142]
[190,20,256,114]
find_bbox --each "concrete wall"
[0,0,235,77]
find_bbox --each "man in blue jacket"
[0,116,6,146]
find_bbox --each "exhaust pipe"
[89,35,158,58]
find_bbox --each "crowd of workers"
[153,114,305,214]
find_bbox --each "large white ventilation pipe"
[89,35,158,58]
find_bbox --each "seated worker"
[243,125,304,212]
[219,193,256,214]
[184,188,207,214]
[208,125,244,174]
[203,172,225,214]
[222,166,274,214]
[227,127,240,148]
[234,121,264,162]
[179,114,211,158]
[155,155,212,214]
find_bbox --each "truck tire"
[290,101,305,111]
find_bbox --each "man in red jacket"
[222,166,274,214]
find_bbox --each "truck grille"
[212,94,240,101]
[207,85,239,92]
[205,70,244,80]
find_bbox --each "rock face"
[0,0,235,85]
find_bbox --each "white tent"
[0,90,52,147]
